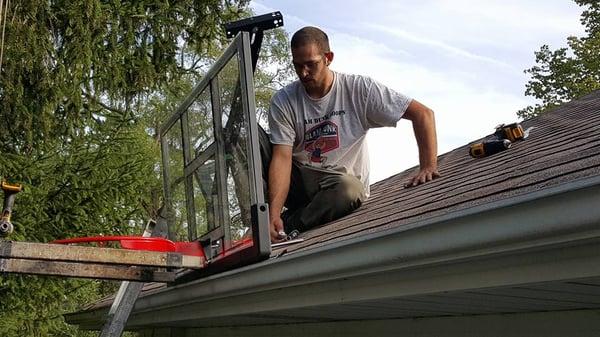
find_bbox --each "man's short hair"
[291,26,330,53]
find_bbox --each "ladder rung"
[0,240,204,269]
[0,258,175,282]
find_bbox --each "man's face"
[292,43,332,91]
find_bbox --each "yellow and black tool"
[470,122,528,158]
[469,139,512,158]
[494,123,525,142]
[1,180,23,238]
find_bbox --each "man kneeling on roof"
[261,26,440,243]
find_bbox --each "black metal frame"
[159,31,271,280]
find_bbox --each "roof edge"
[68,175,600,323]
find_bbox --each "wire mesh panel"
[159,32,270,273]
[160,120,190,241]
[191,159,217,239]
[186,88,214,162]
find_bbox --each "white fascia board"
[144,309,600,337]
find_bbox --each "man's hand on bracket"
[404,165,440,188]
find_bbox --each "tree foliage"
[0,0,294,336]
[519,0,600,119]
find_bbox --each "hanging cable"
[0,0,8,71]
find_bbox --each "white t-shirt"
[268,71,412,196]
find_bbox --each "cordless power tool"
[1,180,23,238]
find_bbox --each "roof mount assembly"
[224,11,284,72]
[159,12,285,284]
[224,12,283,39]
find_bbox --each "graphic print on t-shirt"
[304,121,339,164]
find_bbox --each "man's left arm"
[402,99,440,187]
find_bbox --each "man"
[266,26,439,242]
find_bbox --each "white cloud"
[430,0,583,39]
[365,24,514,70]
[250,2,312,33]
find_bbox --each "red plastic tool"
[52,236,205,258]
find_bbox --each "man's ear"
[325,51,334,65]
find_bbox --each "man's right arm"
[268,144,293,242]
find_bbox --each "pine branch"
[82,92,127,116]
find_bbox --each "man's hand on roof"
[270,216,287,243]
[401,99,440,188]
[404,165,440,188]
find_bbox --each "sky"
[250,0,585,182]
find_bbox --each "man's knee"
[283,172,366,233]
[320,174,365,212]
[338,174,365,211]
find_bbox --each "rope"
[0,0,7,70]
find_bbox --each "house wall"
[137,309,600,337]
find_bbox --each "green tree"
[0,0,293,334]
[0,1,255,336]
[519,0,600,119]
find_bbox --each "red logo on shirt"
[304,121,339,163]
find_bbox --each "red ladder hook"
[52,236,205,258]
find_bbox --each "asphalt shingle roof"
[273,90,600,255]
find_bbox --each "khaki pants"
[259,127,366,233]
